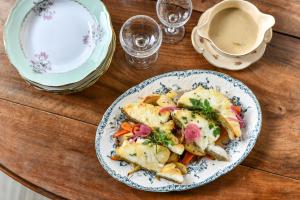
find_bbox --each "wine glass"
[119,15,163,69]
[156,0,193,44]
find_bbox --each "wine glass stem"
[161,25,185,44]
[166,27,178,35]
[167,27,176,34]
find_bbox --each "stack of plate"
[4,0,115,94]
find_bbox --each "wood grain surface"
[0,0,299,199]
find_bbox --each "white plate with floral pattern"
[4,0,112,86]
[24,31,116,93]
[95,70,262,192]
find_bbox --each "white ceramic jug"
[197,0,275,57]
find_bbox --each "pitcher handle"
[264,29,273,43]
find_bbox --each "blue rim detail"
[95,70,262,192]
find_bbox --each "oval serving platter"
[4,0,112,86]
[95,70,262,192]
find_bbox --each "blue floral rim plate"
[95,70,262,192]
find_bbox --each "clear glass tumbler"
[119,15,163,69]
[156,0,193,44]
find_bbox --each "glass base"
[161,25,185,44]
[125,52,158,69]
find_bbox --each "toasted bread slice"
[143,94,161,105]
[122,102,170,127]
[156,95,176,107]
[206,144,229,161]
[172,109,220,156]
[122,103,184,155]
[116,141,184,183]
[177,86,242,139]
[167,144,185,155]
[157,163,184,184]
[116,140,170,172]
[159,121,184,155]
[142,91,177,107]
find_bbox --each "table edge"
[0,163,65,200]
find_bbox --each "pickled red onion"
[184,123,200,143]
[230,106,246,128]
[131,124,152,141]
[228,117,239,122]
[159,106,179,113]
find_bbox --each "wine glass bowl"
[156,0,193,44]
[120,15,162,69]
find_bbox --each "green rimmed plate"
[4,0,113,86]
[26,29,117,93]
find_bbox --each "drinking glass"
[119,15,163,69]
[156,0,193,44]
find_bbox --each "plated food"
[110,85,244,183]
[95,70,262,191]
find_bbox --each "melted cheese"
[116,140,170,172]
[172,109,220,155]
[177,86,241,139]
[123,102,170,127]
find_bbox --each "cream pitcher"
[196,0,275,57]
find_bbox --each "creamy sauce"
[209,8,258,54]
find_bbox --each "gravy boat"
[197,0,275,57]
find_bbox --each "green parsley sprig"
[209,123,221,137]
[142,129,174,147]
[189,98,218,121]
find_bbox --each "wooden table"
[0,0,299,199]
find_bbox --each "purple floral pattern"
[82,35,89,45]
[82,24,104,46]
[30,52,52,73]
[33,0,56,21]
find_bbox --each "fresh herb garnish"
[213,127,221,137]
[143,129,174,148]
[129,153,137,156]
[189,98,218,121]
[209,124,214,129]
[191,111,197,118]
[181,116,188,124]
